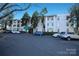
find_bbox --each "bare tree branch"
[0,3,31,19]
[0,3,9,12]
[0,4,19,12]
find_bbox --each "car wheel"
[67,37,71,41]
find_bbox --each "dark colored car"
[33,31,43,36]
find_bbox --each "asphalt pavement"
[0,33,79,56]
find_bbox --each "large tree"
[31,8,48,33]
[40,7,48,25]
[70,3,79,34]
[31,11,39,28]
[21,12,30,26]
[39,8,48,32]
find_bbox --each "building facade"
[6,19,31,33]
[6,20,22,33]
[35,14,74,33]
[6,14,75,33]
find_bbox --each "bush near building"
[43,32,54,35]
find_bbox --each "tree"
[70,3,79,34]
[40,7,48,30]
[31,11,39,28]
[1,8,14,30]
[31,8,48,33]
[40,7,48,23]
[0,3,31,20]
[21,12,30,26]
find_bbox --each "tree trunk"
[4,22,7,30]
[77,17,79,34]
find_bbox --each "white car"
[52,33,61,38]
[11,31,20,33]
[60,32,79,40]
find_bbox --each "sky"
[14,3,74,19]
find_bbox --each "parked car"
[33,31,43,36]
[11,31,20,33]
[52,33,61,38]
[60,32,79,40]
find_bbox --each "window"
[47,23,49,26]
[60,32,65,34]
[47,17,49,20]
[13,25,16,27]
[52,23,53,26]
[67,23,69,26]
[17,24,19,27]
[58,18,59,20]
[13,28,17,31]
[18,21,20,23]
[67,28,69,32]
[58,29,59,32]
[14,21,16,23]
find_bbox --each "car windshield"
[60,32,65,34]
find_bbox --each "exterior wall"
[53,16,59,32]
[44,16,54,32]
[6,19,31,32]
[0,24,2,29]
[57,14,67,32]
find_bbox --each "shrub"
[43,32,54,35]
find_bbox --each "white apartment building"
[11,20,22,32]
[44,15,56,32]
[36,14,74,33]
[6,20,22,33]
[6,19,32,33]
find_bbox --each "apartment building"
[35,14,74,33]
[11,20,22,33]
[6,19,32,33]
[6,20,22,33]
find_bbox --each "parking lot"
[0,33,79,56]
